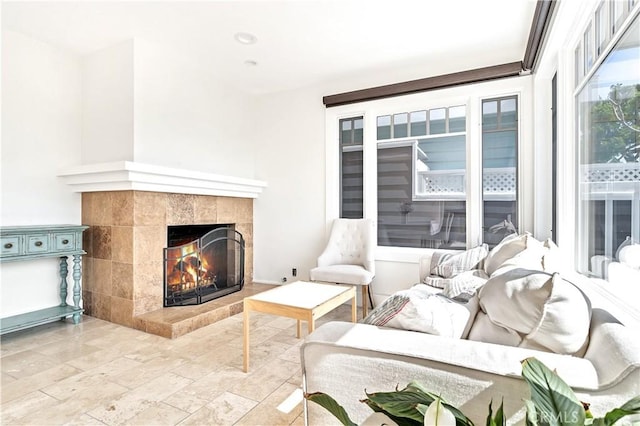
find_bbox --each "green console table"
[0,225,89,335]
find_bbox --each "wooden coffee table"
[243,281,356,372]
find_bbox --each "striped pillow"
[431,244,489,278]
[362,284,478,338]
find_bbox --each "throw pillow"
[619,243,640,269]
[477,268,591,355]
[490,245,547,276]
[362,284,478,339]
[431,244,489,278]
[422,275,451,289]
[483,233,542,276]
[442,269,489,300]
[541,238,568,273]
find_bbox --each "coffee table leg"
[296,320,302,338]
[308,313,315,334]
[351,293,357,323]
[243,300,250,373]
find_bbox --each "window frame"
[325,77,533,262]
[573,6,640,278]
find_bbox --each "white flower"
[423,398,456,426]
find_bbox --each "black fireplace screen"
[164,226,244,307]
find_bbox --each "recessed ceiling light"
[235,32,257,45]
[244,60,258,67]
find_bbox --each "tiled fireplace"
[81,191,254,336]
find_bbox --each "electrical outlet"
[281,277,287,283]
[292,268,297,277]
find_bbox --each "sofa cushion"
[362,284,478,339]
[431,244,489,278]
[467,311,522,347]
[476,268,591,355]
[483,233,542,276]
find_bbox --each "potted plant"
[305,357,640,426]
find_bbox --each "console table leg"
[72,254,82,324]
[59,256,69,307]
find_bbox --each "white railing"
[416,163,640,201]
[580,162,640,200]
[416,167,516,201]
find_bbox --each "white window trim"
[325,77,533,262]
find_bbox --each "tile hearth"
[136,283,273,338]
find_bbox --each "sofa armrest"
[303,321,599,389]
[584,308,640,388]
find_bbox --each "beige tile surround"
[81,191,254,338]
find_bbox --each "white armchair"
[309,218,375,317]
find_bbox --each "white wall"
[81,40,134,164]
[1,30,82,316]
[252,85,327,284]
[133,39,256,178]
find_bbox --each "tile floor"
[1,304,357,425]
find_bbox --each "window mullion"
[467,98,483,247]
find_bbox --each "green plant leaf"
[405,381,443,400]
[364,388,473,426]
[485,399,505,426]
[486,400,495,426]
[304,392,357,426]
[521,358,585,426]
[599,395,640,426]
[523,399,539,426]
[364,391,427,422]
[363,400,422,426]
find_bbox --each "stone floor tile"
[0,390,58,424]
[87,372,193,425]
[111,354,188,389]
[1,349,60,379]
[230,359,301,402]
[176,391,257,425]
[0,296,355,425]
[235,382,303,426]
[122,401,190,426]
[1,364,82,404]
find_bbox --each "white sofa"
[301,241,640,425]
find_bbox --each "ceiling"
[2,0,539,95]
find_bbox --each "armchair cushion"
[310,264,374,286]
[314,218,375,278]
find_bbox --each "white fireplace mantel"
[58,161,267,198]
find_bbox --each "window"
[340,117,363,219]
[482,97,519,246]
[376,106,468,249]
[575,13,640,279]
[596,2,609,55]
[329,79,528,257]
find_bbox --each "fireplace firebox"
[164,224,244,307]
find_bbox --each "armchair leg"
[362,285,369,318]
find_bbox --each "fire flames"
[166,242,215,292]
